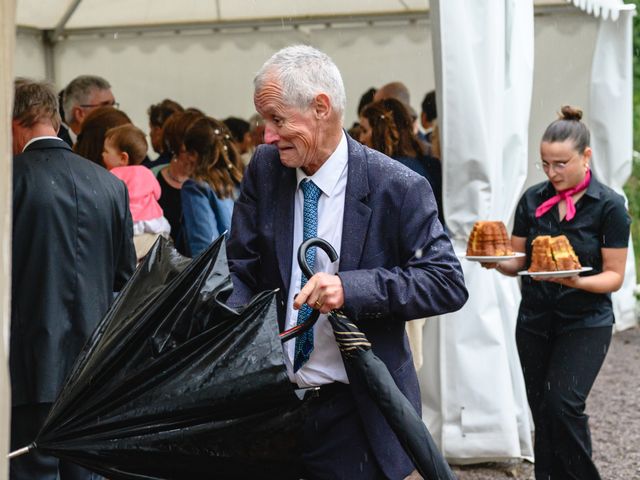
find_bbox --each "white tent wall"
[47,22,434,139]
[588,8,637,331]
[13,6,608,162]
[425,0,534,462]
[14,30,46,80]
[527,10,599,191]
[1,0,15,476]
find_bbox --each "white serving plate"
[517,266,593,278]
[460,252,526,262]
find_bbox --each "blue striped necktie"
[293,179,322,372]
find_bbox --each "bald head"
[374,81,411,106]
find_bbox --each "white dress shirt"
[284,131,349,387]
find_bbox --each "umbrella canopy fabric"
[31,237,307,479]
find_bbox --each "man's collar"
[296,131,348,197]
[62,121,78,144]
[23,136,64,152]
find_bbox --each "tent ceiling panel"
[16,0,76,30]
[15,1,589,32]
[16,0,430,31]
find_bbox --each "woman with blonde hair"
[180,117,244,257]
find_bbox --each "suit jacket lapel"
[274,166,297,294]
[339,136,371,271]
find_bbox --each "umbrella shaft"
[8,444,32,459]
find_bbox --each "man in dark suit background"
[227,45,467,479]
[58,75,116,147]
[10,79,136,479]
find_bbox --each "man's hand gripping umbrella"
[280,237,457,480]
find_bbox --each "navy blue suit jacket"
[12,138,136,407]
[227,134,467,478]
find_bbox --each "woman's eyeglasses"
[536,154,577,172]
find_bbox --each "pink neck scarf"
[535,169,591,221]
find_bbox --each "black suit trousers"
[516,325,611,480]
[301,384,386,480]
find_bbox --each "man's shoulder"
[358,144,426,189]
[16,146,126,192]
[249,144,282,171]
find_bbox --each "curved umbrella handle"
[279,237,339,343]
[297,237,338,280]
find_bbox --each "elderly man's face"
[254,80,322,171]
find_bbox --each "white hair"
[254,45,346,119]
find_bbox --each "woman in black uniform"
[487,106,630,479]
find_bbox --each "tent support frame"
[41,0,83,82]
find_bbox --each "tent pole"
[41,0,83,82]
[48,0,83,42]
[43,33,55,82]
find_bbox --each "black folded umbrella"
[10,236,455,480]
[297,238,457,480]
[10,237,308,479]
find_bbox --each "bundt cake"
[466,221,513,256]
[529,235,581,272]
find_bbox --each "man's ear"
[313,93,332,120]
[73,106,85,125]
[11,119,19,137]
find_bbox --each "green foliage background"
[624,0,640,274]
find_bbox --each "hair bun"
[559,105,583,121]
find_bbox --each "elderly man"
[10,79,135,480]
[227,45,467,479]
[59,74,117,145]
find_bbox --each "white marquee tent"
[0,0,636,475]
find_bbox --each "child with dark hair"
[223,116,252,164]
[103,124,170,260]
[143,98,184,169]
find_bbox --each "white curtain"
[1,0,15,477]
[422,0,534,462]
[588,7,637,331]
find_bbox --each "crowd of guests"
[52,74,442,264]
[9,60,454,480]
[10,46,628,480]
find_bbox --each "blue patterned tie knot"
[294,179,322,372]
